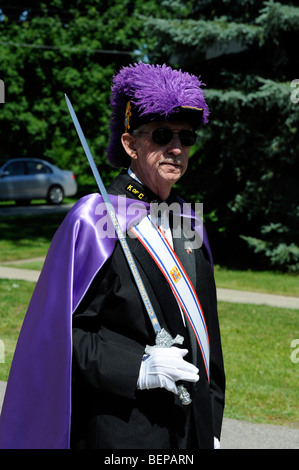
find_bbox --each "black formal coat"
[71,172,225,449]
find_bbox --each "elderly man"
[0,63,225,450]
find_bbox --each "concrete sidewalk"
[1,264,299,310]
[0,379,298,449]
[221,417,299,449]
[217,287,299,310]
[0,266,40,282]
[0,382,5,414]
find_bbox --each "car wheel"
[47,185,64,205]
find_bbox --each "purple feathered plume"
[106,62,209,168]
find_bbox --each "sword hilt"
[145,328,192,406]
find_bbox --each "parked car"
[0,158,77,205]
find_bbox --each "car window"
[26,161,52,174]
[5,161,26,175]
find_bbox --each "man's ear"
[121,133,138,160]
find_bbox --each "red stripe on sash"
[131,223,210,381]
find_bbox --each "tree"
[143,0,299,272]
[0,0,164,187]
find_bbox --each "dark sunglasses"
[135,128,197,147]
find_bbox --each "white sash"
[131,215,210,381]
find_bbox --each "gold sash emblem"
[170,266,181,283]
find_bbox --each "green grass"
[0,277,298,428]
[0,213,67,262]
[214,265,299,297]
[0,279,35,380]
[218,301,299,428]
[1,214,299,297]
[0,212,299,427]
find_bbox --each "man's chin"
[160,166,183,183]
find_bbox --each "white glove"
[214,437,220,449]
[137,347,199,395]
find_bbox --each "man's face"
[130,121,192,199]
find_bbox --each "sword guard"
[145,328,184,353]
[145,328,192,405]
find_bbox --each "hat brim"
[168,106,203,130]
[129,105,203,132]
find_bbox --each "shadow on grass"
[1,213,67,241]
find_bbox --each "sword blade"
[65,94,110,206]
[65,94,160,333]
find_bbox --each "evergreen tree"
[143,0,299,272]
[0,0,163,186]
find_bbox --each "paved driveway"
[0,203,74,217]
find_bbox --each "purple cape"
[0,193,212,449]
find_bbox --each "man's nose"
[167,135,182,155]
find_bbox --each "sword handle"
[145,328,192,405]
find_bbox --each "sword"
[65,94,192,405]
